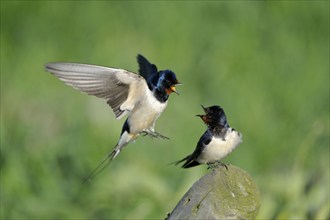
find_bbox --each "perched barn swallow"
[175,105,242,168]
[45,54,181,182]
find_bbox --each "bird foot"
[142,131,170,140]
[207,161,229,171]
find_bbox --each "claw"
[142,131,170,140]
[207,161,229,171]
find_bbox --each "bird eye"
[166,79,171,85]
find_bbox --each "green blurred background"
[1,1,329,219]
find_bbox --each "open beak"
[170,85,179,95]
[196,114,209,124]
[201,105,207,113]
[170,82,182,95]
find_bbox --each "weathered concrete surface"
[167,165,260,220]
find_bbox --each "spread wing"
[45,62,147,119]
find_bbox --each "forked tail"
[82,146,121,184]
[170,155,200,168]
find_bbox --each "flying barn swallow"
[45,54,181,182]
[175,105,242,168]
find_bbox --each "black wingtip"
[137,54,158,79]
[137,54,148,63]
[137,53,143,60]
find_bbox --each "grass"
[1,1,329,219]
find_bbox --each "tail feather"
[82,147,120,184]
[171,155,200,168]
[173,155,190,166]
[181,160,200,168]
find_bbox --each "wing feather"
[180,130,212,168]
[45,62,146,119]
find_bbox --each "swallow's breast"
[127,88,167,133]
[198,129,242,164]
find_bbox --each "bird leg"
[142,130,170,140]
[207,161,229,171]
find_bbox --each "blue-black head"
[197,105,229,128]
[137,54,182,95]
[157,70,181,95]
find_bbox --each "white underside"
[197,129,243,164]
[127,88,167,134]
[116,88,167,149]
